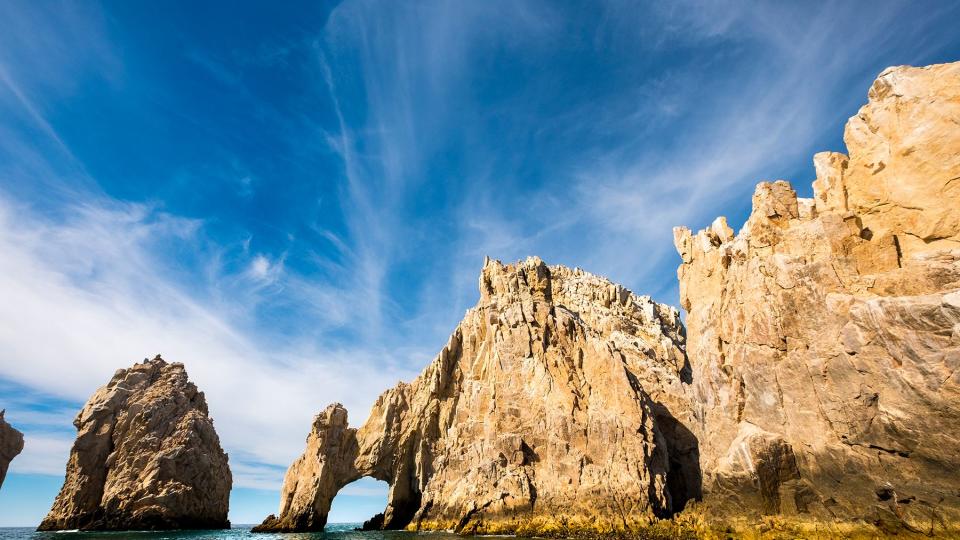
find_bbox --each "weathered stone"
[38,356,232,531]
[674,62,960,534]
[0,410,24,490]
[255,257,695,535]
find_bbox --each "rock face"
[39,356,232,531]
[0,410,25,490]
[255,258,695,535]
[674,62,960,533]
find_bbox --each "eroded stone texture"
[255,258,694,534]
[674,62,960,533]
[0,409,24,490]
[39,356,232,531]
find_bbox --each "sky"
[1,0,959,528]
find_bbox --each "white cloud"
[0,192,418,489]
[8,433,73,477]
[250,255,270,278]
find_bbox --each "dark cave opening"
[653,404,703,516]
[383,489,421,530]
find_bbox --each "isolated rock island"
[256,62,960,537]
[38,356,232,531]
[0,410,24,490]
[254,258,696,534]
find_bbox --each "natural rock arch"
[253,403,424,532]
[255,257,698,535]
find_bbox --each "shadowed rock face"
[255,258,695,534]
[0,410,24,489]
[38,356,232,531]
[674,62,960,533]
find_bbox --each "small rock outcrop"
[255,258,695,535]
[357,512,385,531]
[0,410,25,489]
[38,356,232,531]
[674,62,960,533]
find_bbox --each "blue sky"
[1,0,959,528]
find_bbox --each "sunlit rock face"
[674,62,960,533]
[0,410,24,490]
[38,356,232,531]
[255,257,695,535]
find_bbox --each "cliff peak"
[674,61,960,531]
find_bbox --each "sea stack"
[0,410,25,490]
[674,62,960,533]
[38,356,232,531]
[255,258,696,535]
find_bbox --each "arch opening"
[326,477,390,530]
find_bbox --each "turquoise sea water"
[0,525,494,540]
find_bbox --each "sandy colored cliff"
[674,62,960,536]
[256,257,695,535]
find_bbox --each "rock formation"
[255,258,695,535]
[674,62,960,534]
[38,356,232,531]
[0,410,25,490]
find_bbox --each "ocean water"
[0,525,496,540]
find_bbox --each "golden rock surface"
[674,62,960,535]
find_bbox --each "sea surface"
[0,525,518,540]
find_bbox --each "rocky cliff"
[674,62,960,534]
[255,257,696,535]
[38,356,232,531]
[0,410,24,490]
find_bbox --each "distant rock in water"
[0,410,25,489]
[254,257,694,535]
[356,512,385,531]
[674,62,960,533]
[38,356,232,531]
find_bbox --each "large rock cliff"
[0,410,24,490]
[38,356,232,531]
[255,258,696,535]
[674,62,960,534]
